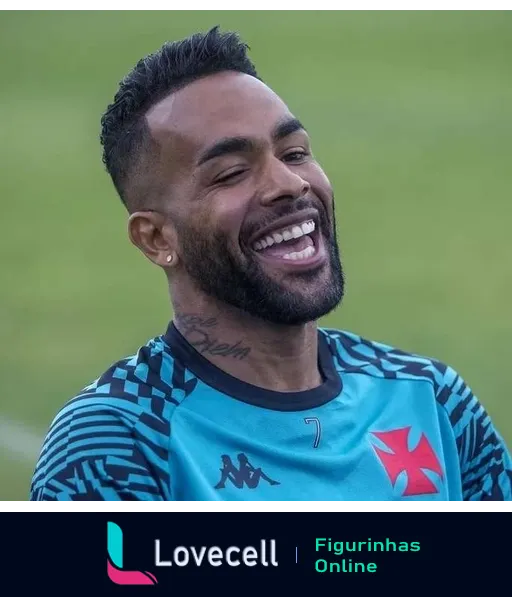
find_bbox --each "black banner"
[3,512,509,595]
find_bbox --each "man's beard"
[176,202,345,325]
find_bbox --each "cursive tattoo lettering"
[178,314,251,360]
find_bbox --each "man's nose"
[258,157,311,206]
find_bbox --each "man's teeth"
[283,246,316,261]
[253,220,315,250]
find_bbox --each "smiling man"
[30,27,511,501]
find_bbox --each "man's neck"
[172,307,322,393]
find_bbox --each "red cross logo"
[371,427,443,497]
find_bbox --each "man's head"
[100,27,344,326]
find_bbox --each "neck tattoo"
[177,314,251,361]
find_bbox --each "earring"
[166,254,173,264]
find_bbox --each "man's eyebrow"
[197,137,256,167]
[272,117,307,142]
[196,118,307,167]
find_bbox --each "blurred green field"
[1,11,511,500]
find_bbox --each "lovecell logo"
[107,522,158,585]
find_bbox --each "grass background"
[1,11,511,500]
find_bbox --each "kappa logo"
[370,426,443,497]
[214,453,280,489]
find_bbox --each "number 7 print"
[304,417,321,448]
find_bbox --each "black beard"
[176,201,345,325]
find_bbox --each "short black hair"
[100,26,260,210]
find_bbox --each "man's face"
[146,71,344,325]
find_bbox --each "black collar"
[161,322,342,412]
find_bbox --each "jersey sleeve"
[439,367,512,500]
[30,397,172,501]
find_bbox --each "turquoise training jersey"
[30,323,512,500]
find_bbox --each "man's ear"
[127,211,178,268]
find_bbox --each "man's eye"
[283,150,309,163]
[214,169,246,184]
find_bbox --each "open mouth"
[248,216,327,269]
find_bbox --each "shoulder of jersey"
[49,334,183,425]
[319,326,452,391]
